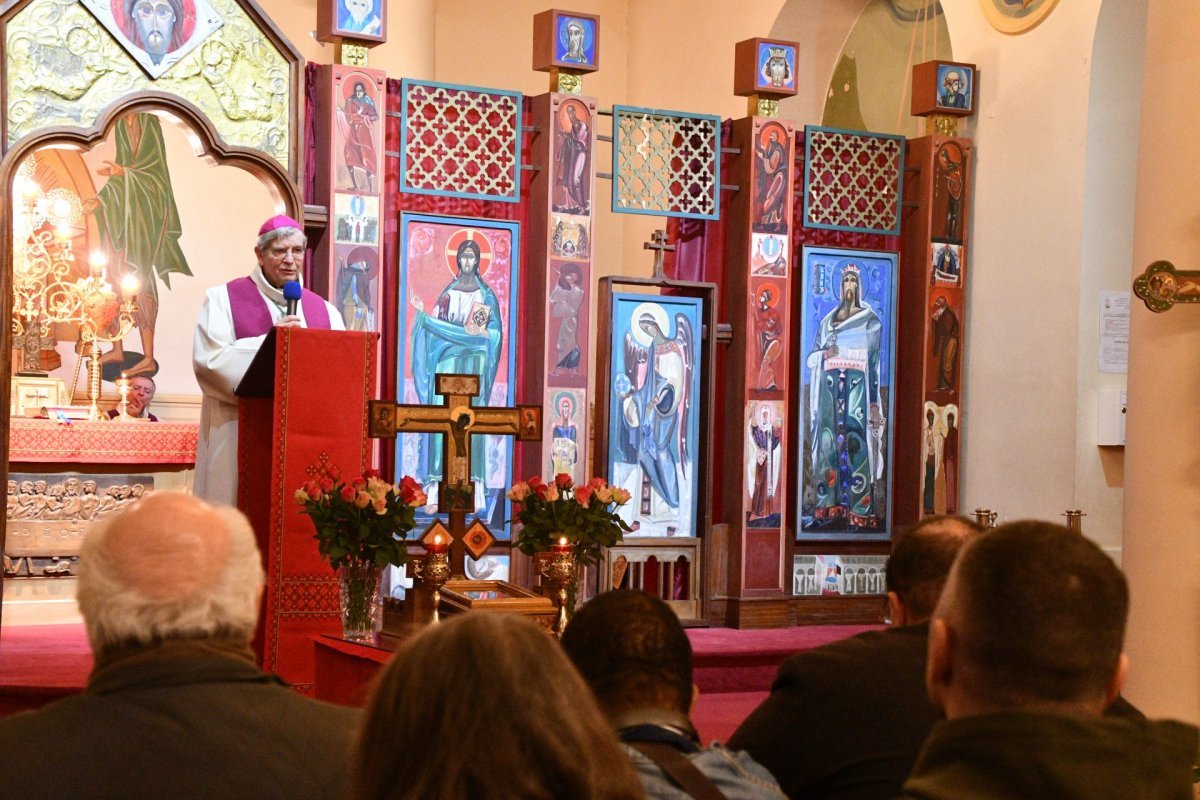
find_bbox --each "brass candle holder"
[115,372,131,421]
[973,508,998,528]
[413,551,451,623]
[1062,508,1086,533]
[540,546,577,637]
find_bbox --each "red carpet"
[0,621,878,742]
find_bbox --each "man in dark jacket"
[728,515,980,800]
[562,589,787,800]
[0,492,360,800]
[902,519,1197,800]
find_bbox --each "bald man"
[0,492,359,800]
[728,515,981,800]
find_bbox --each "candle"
[120,274,140,297]
[426,533,448,554]
[551,536,571,555]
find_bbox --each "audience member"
[901,520,1198,799]
[0,492,360,799]
[562,589,787,800]
[728,515,980,800]
[354,612,645,800]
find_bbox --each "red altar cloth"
[7,418,198,464]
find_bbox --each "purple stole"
[226,277,332,339]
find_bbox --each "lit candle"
[426,533,448,554]
[551,536,571,555]
[88,251,108,277]
[120,274,140,298]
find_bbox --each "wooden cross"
[369,373,542,574]
[643,229,676,282]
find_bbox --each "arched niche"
[0,94,302,623]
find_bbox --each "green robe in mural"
[92,113,191,306]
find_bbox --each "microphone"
[283,280,302,318]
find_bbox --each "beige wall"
[1123,0,1200,723]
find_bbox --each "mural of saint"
[550,263,584,371]
[82,0,223,80]
[408,230,504,508]
[933,142,966,243]
[556,16,594,65]
[338,80,379,192]
[338,0,382,36]
[937,67,969,110]
[550,392,579,478]
[753,284,783,391]
[758,45,795,91]
[554,101,590,214]
[609,297,699,537]
[943,406,959,514]
[336,248,377,332]
[921,404,947,515]
[746,403,782,526]
[930,295,960,392]
[805,263,885,529]
[85,112,191,378]
[754,123,788,233]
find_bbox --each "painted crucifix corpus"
[368,372,541,573]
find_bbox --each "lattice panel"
[803,126,905,235]
[612,106,721,221]
[400,79,523,203]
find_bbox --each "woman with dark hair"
[354,613,645,800]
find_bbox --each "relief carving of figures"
[6,476,149,522]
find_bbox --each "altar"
[4,418,196,591]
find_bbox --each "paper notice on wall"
[1098,291,1130,373]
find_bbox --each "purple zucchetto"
[258,214,303,235]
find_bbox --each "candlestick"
[426,533,448,554]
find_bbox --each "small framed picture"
[317,0,386,45]
[734,38,799,98]
[911,60,977,117]
[533,9,600,73]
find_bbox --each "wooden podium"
[236,327,378,693]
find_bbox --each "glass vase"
[337,561,384,643]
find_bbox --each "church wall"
[1123,0,1200,724]
[1074,0,1145,561]
[933,0,1109,540]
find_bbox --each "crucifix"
[643,229,676,282]
[368,372,542,574]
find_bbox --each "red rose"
[399,475,420,494]
[555,473,573,490]
[528,475,544,490]
[318,476,334,493]
[363,468,380,480]
[339,484,357,503]
[573,486,592,507]
[351,477,366,490]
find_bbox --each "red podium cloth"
[237,328,377,693]
[8,419,198,464]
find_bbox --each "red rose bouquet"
[508,473,632,567]
[295,468,427,569]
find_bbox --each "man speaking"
[192,215,344,505]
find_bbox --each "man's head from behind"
[77,492,264,656]
[927,520,1129,719]
[886,515,981,626]
[560,589,693,719]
